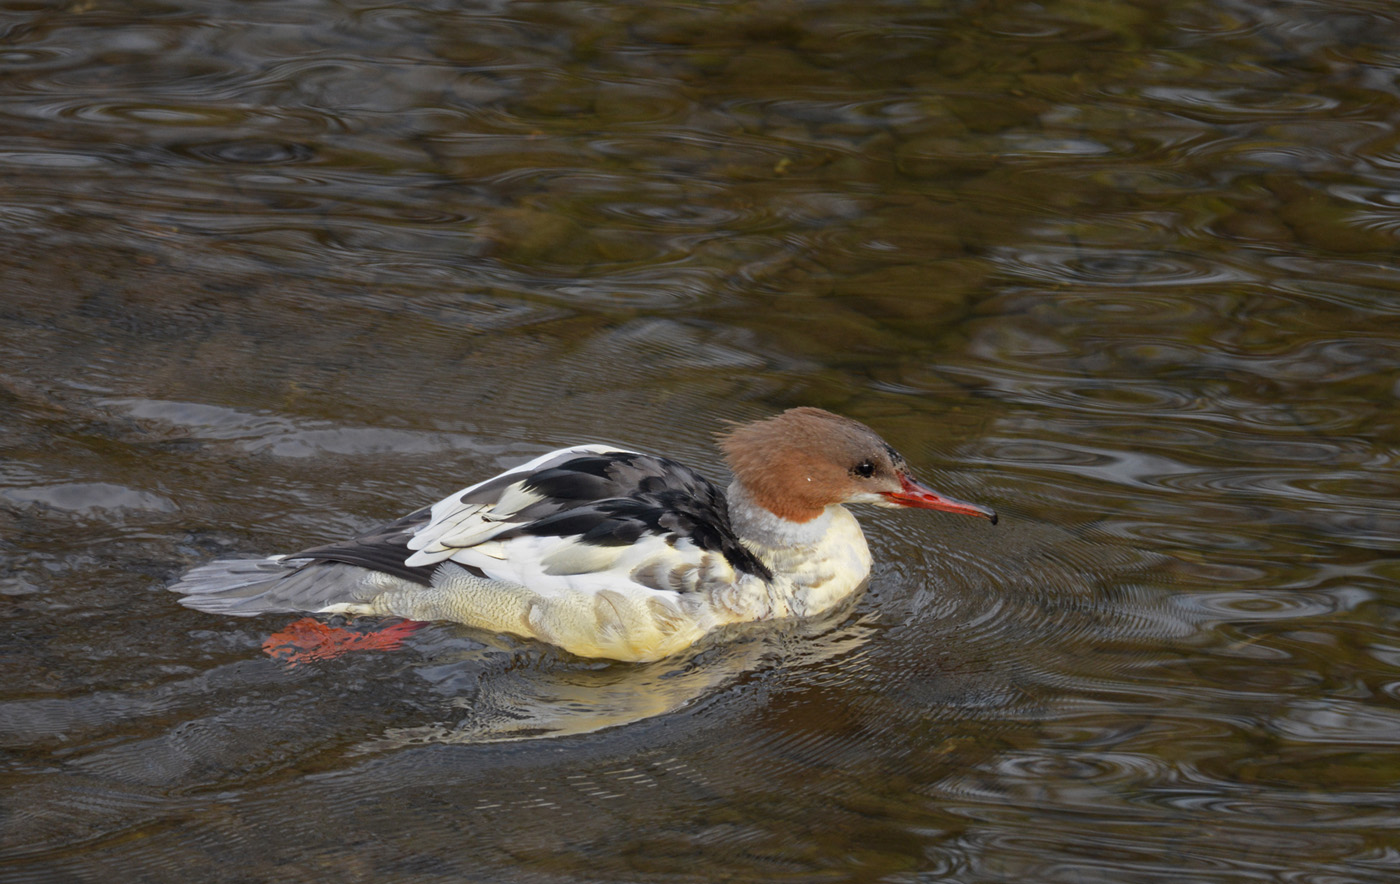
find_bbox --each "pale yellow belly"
[334,564,717,663]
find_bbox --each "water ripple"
[1274,698,1400,746]
[178,139,316,165]
[994,244,1241,287]
[1138,85,1342,118]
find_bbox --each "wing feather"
[404,445,618,566]
[269,443,770,601]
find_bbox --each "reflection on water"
[4,0,1400,881]
[372,610,877,746]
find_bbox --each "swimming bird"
[169,407,996,662]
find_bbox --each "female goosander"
[170,407,996,662]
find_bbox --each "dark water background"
[4,0,1400,881]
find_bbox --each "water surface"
[3,0,1400,881]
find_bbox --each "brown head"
[717,407,998,525]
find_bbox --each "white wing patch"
[436,533,731,600]
[404,444,619,568]
[401,444,727,600]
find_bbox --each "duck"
[169,407,997,662]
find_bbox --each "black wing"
[288,506,440,586]
[288,449,773,588]
[501,452,772,582]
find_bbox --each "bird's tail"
[169,556,373,617]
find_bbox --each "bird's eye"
[852,460,875,478]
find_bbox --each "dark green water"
[3,1,1400,881]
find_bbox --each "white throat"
[726,480,836,549]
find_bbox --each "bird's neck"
[724,479,873,620]
[726,480,838,550]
